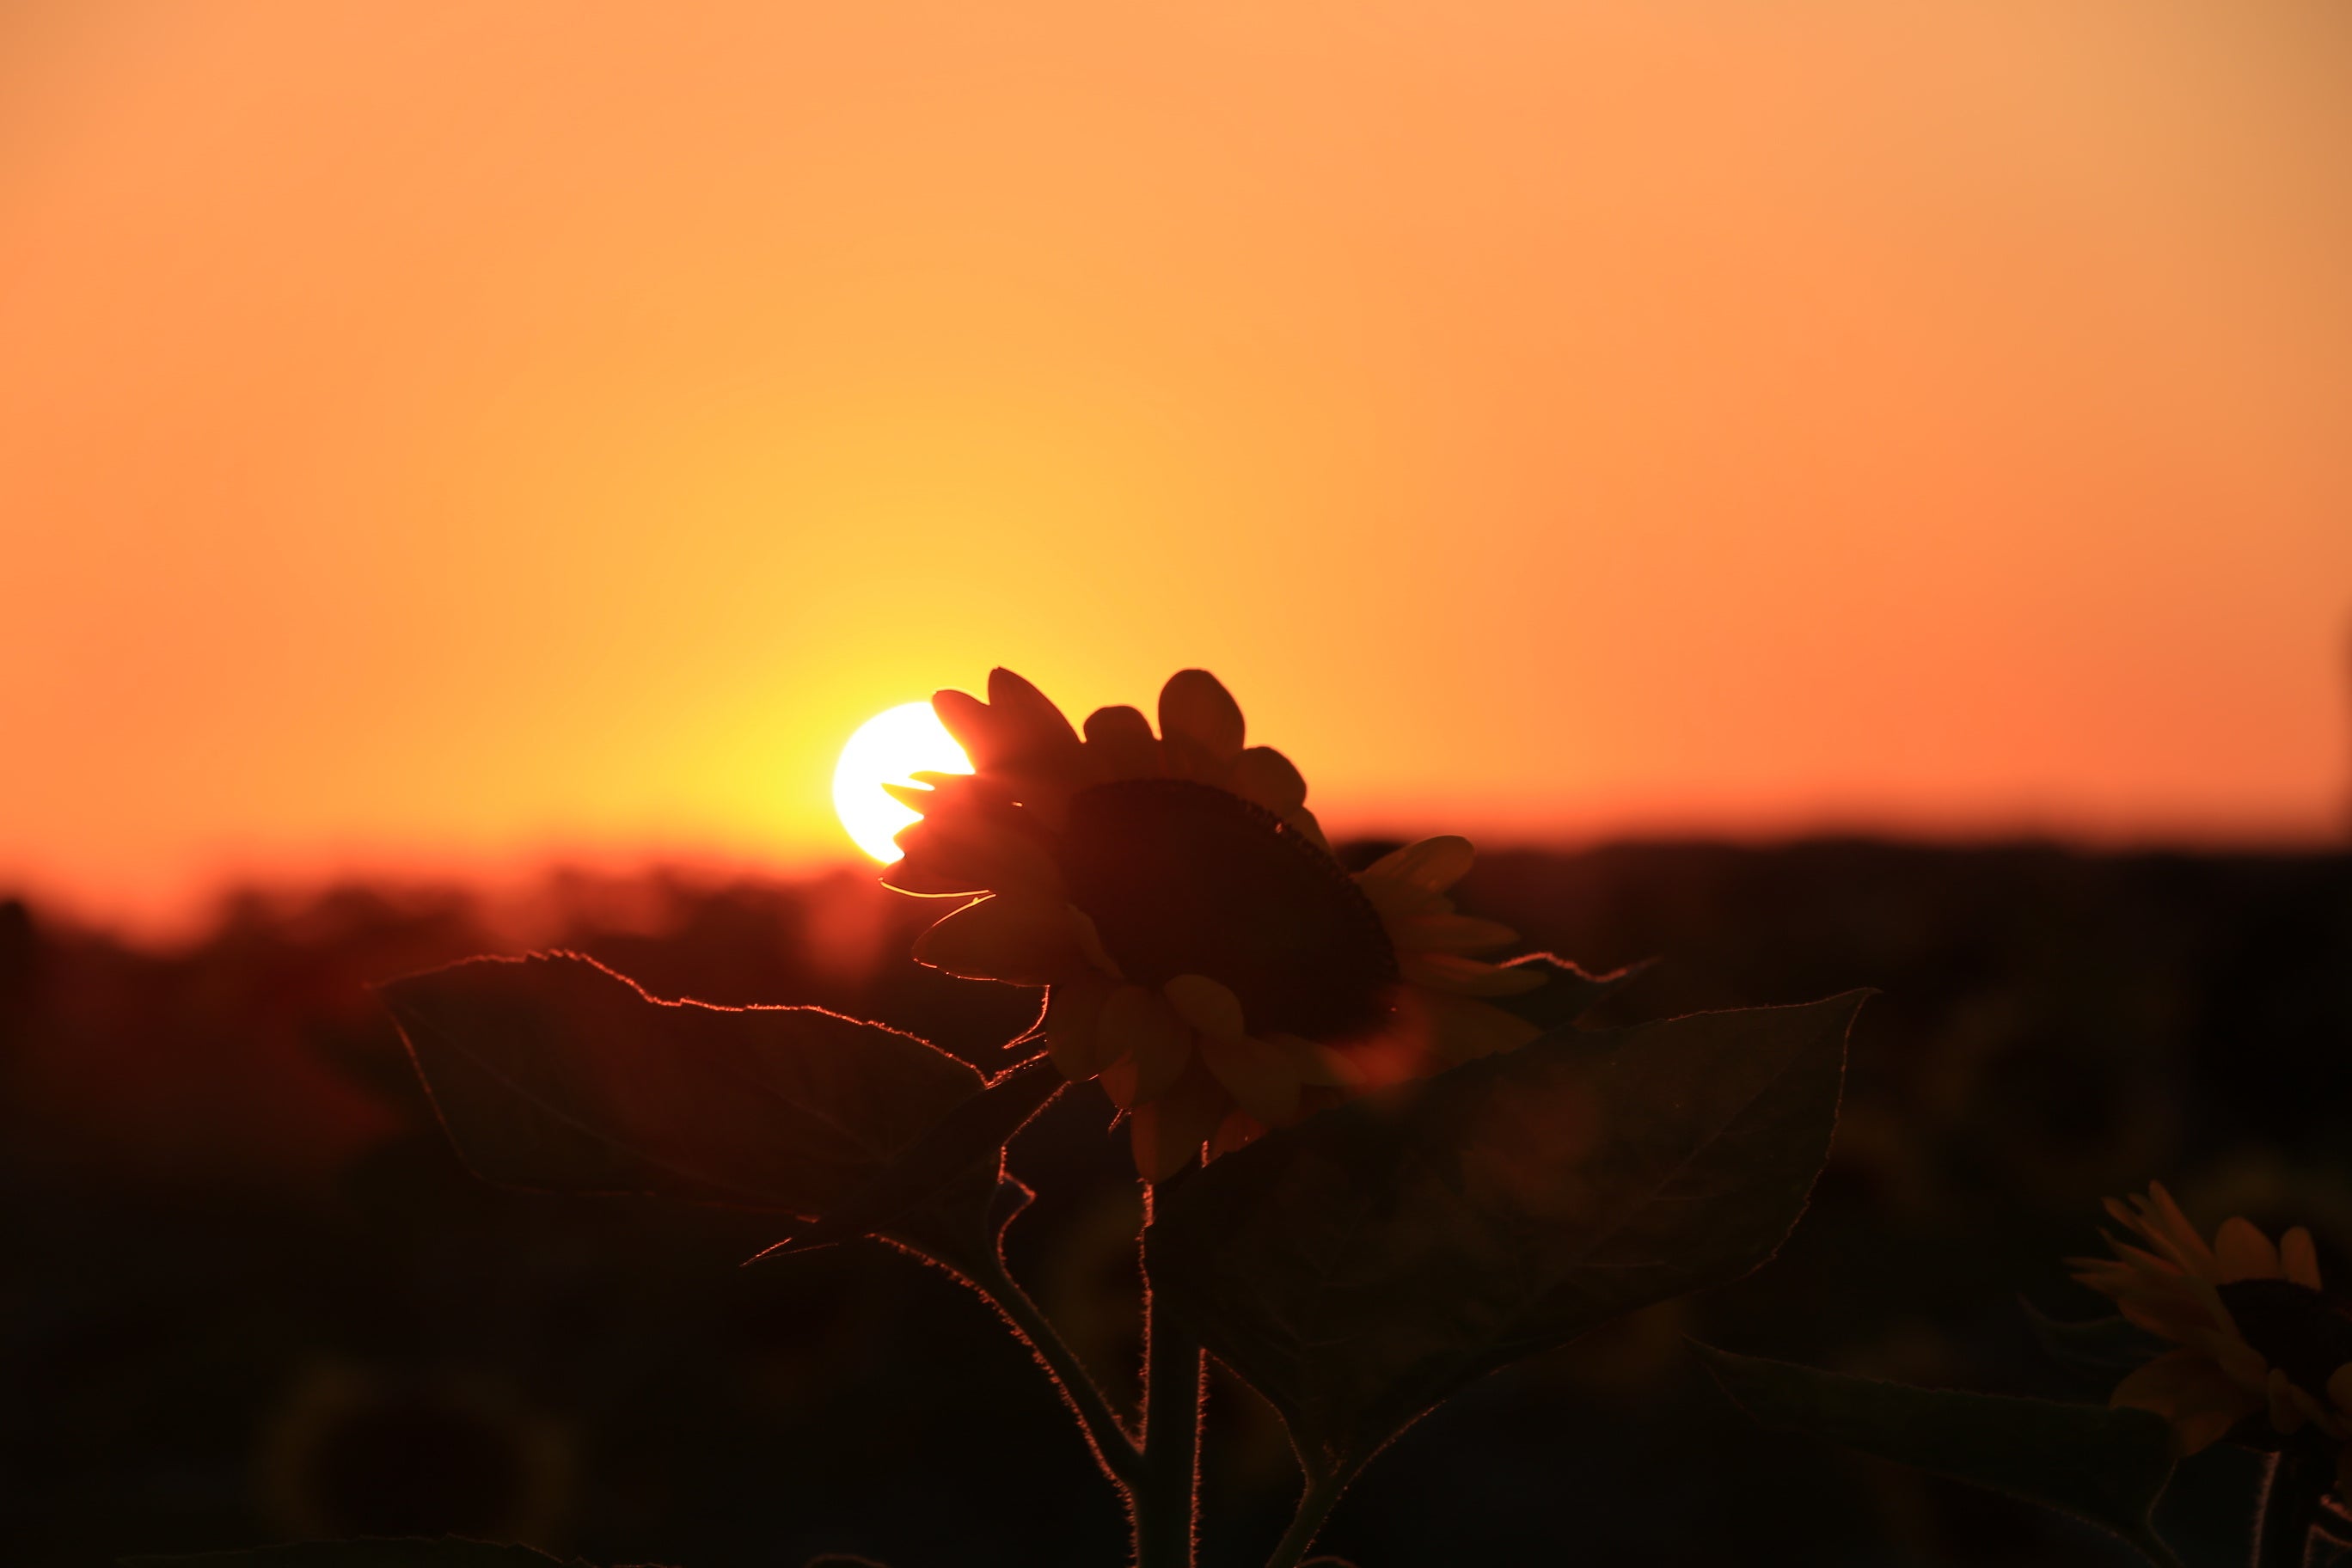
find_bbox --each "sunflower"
[884,667,1545,1180]
[2070,1184,2352,1491]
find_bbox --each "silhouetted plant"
[139,670,1869,1568]
[1699,1185,2352,1567]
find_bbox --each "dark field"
[5,842,2349,1567]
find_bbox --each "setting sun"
[831,701,973,863]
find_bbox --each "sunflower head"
[885,667,1545,1180]
[2069,1184,2352,1487]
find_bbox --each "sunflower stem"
[1136,1197,1204,1568]
[973,1252,1143,1491]
[1135,1318,1204,1567]
[2251,1446,2330,1568]
[1260,1470,1348,1568]
[2126,1523,2190,1568]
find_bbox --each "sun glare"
[832,701,973,863]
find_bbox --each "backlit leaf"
[1695,1344,2178,1554]
[2018,1297,2168,1375]
[380,952,1001,1265]
[760,1053,1064,1258]
[1148,991,1864,1481]
[1491,952,1649,1031]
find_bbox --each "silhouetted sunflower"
[886,668,1543,1180]
[2071,1184,2352,1488]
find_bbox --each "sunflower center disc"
[2216,1278,2352,1396]
[1058,779,1396,1041]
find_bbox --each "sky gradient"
[4,1,2349,926]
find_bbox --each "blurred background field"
[6,840,2349,1567]
[8,5,2351,1562]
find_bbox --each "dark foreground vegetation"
[3,841,2349,1567]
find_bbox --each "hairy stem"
[2123,1522,2188,1568]
[2252,1446,2331,1568]
[1135,1292,1204,1568]
[1260,1471,1348,1568]
[974,1253,1142,1491]
[1133,1177,1205,1568]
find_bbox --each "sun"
[832,701,974,863]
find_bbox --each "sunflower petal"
[2111,1346,2214,1412]
[2171,1401,2254,1456]
[1391,912,1522,955]
[1083,704,1161,781]
[880,842,989,895]
[1400,988,1542,1071]
[1127,1102,1186,1182]
[2111,1347,2260,1454]
[1095,985,1191,1108]
[2104,1290,2217,1346]
[1045,975,1116,1081]
[1099,1057,1139,1106]
[1206,1107,1265,1159]
[2214,1216,2282,1283]
[932,687,999,761]
[2281,1227,2323,1291]
[1160,735,1224,786]
[1196,1030,1302,1125]
[2066,1257,2140,1291]
[2282,1377,2336,1437]
[988,668,1081,747]
[1283,804,1334,854]
[2145,1184,2219,1275]
[2104,1239,2187,1280]
[977,672,1089,823]
[913,894,1077,984]
[2215,1337,2269,1394]
[1229,746,1308,816]
[891,770,1014,822]
[1267,1031,1364,1087]
[1127,1063,1232,1182]
[1069,906,1124,980]
[1158,669,1246,763]
[880,781,940,812]
[2267,1369,2310,1434]
[887,813,1061,901]
[1400,951,1549,996]
[1162,974,1247,1038]
[929,674,1089,824]
[973,667,1081,770]
[1364,836,1477,895]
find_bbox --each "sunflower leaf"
[1491,952,1651,1030]
[379,952,1008,1268]
[1694,1344,2178,1555]
[1147,991,1865,1484]
[2018,1297,2169,1375]
[757,1053,1063,1259]
[122,1541,590,1568]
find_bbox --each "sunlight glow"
[832,702,973,863]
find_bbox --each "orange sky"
[4,1,2349,926]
